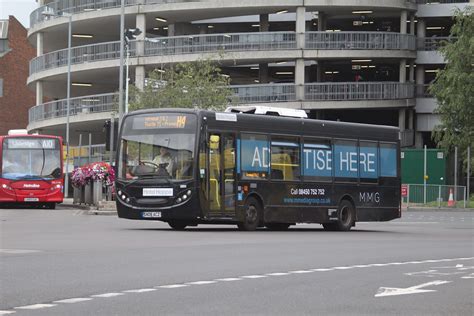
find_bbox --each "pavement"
[59,198,117,215]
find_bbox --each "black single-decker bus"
[115,107,401,231]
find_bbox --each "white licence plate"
[24,198,39,202]
[143,188,173,197]
[142,211,162,218]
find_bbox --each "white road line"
[333,266,353,269]
[158,284,189,289]
[54,298,93,303]
[0,249,40,254]
[123,289,157,293]
[215,278,242,281]
[265,272,290,276]
[8,257,473,312]
[15,304,56,310]
[91,293,124,298]
[186,281,217,285]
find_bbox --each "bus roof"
[124,108,399,141]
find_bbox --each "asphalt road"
[1,206,473,315]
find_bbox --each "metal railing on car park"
[29,82,415,124]
[30,41,134,76]
[145,32,297,56]
[30,32,416,76]
[305,32,416,50]
[305,82,415,101]
[28,92,118,123]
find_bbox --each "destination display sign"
[5,138,57,149]
[132,115,188,129]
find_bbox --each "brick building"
[0,16,36,135]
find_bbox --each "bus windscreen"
[1,138,61,180]
[118,113,197,181]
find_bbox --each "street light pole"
[118,0,125,125]
[65,13,72,198]
[43,10,72,198]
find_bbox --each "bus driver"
[153,146,174,176]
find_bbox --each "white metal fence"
[403,184,468,208]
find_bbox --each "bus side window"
[380,142,397,177]
[302,139,332,181]
[271,137,300,181]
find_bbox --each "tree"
[128,58,235,111]
[431,7,474,158]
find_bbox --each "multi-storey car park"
[26,0,471,157]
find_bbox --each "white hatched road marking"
[53,298,92,304]
[15,304,56,310]
[91,293,124,298]
[4,257,473,314]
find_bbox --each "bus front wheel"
[323,200,355,231]
[168,221,187,230]
[238,197,261,231]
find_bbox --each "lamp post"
[124,28,142,113]
[43,10,72,198]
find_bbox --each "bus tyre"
[47,203,56,210]
[265,223,291,231]
[333,200,355,231]
[238,197,261,231]
[168,221,187,230]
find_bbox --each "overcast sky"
[0,0,38,28]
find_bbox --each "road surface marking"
[375,280,451,297]
[186,281,217,285]
[91,293,124,298]
[15,304,56,310]
[123,289,157,293]
[53,298,93,303]
[265,272,290,276]
[0,249,40,254]
[6,257,473,313]
[158,284,189,289]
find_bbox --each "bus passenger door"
[206,133,236,218]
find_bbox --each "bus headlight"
[176,197,182,204]
[182,194,188,200]
[50,184,62,191]
[1,183,13,191]
[118,190,122,196]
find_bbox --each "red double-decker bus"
[0,132,64,209]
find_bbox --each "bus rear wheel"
[168,221,187,230]
[237,197,261,231]
[324,200,355,231]
[265,223,291,231]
